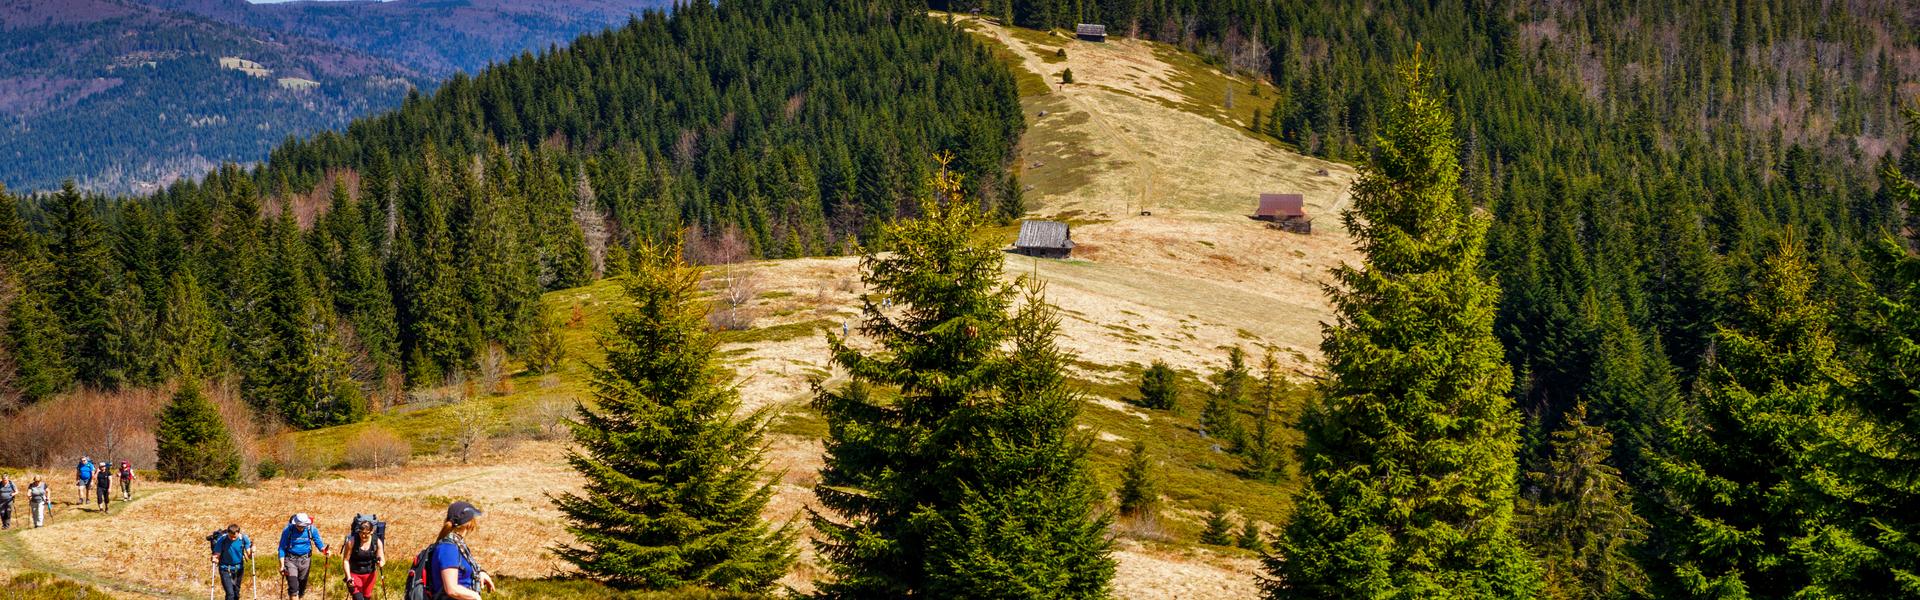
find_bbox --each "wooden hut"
[1255,193,1311,234]
[1076,23,1107,42]
[1014,220,1075,258]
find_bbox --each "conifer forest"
[3,0,1920,598]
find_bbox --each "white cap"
[294,513,312,526]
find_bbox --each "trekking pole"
[322,553,332,599]
[209,562,217,600]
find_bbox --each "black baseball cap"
[446,501,484,527]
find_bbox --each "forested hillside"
[0,0,1023,430]
[935,1,1920,598]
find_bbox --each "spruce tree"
[1644,234,1848,598]
[157,271,224,380]
[524,312,567,375]
[1137,359,1178,410]
[1520,404,1648,600]
[46,180,116,388]
[1200,507,1234,546]
[1241,350,1289,482]
[1201,346,1249,450]
[1116,441,1157,519]
[811,162,1112,598]
[5,290,72,403]
[551,242,795,592]
[1237,517,1268,552]
[1269,55,1538,598]
[155,382,242,486]
[1792,162,1920,598]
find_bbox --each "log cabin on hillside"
[1256,193,1312,234]
[1014,220,1075,258]
[1076,24,1107,42]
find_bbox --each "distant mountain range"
[0,0,670,194]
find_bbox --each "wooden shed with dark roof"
[1076,23,1107,42]
[1256,193,1311,234]
[1014,220,1074,258]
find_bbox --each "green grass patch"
[0,573,113,600]
[714,318,834,346]
[1147,44,1298,151]
[1065,362,1304,534]
[768,403,828,439]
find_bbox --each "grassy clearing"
[1149,44,1294,151]
[1017,94,1103,198]
[1067,362,1303,534]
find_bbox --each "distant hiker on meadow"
[27,478,47,527]
[209,524,253,600]
[278,513,329,600]
[118,461,133,500]
[421,501,493,600]
[93,462,111,511]
[74,457,92,504]
[0,475,15,529]
[342,516,385,600]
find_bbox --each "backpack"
[402,544,440,600]
[348,513,387,545]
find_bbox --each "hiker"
[278,513,330,600]
[74,457,92,504]
[26,478,47,527]
[425,501,493,600]
[118,461,133,500]
[342,517,385,600]
[0,475,14,529]
[93,462,110,511]
[209,524,253,600]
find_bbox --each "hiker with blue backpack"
[341,514,386,600]
[278,513,331,600]
[406,501,494,600]
[208,524,253,600]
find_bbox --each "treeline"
[0,0,1025,429]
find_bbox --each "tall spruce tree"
[155,382,242,486]
[46,180,117,388]
[1268,54,1538,598]
[811,162,1112,599]
[157,271,224,380]
[1520,404,1648,600]
[551,242,795,592]
[1644,234,1849,598]
[1792,159,1920,598]
[1201,346,1250,450]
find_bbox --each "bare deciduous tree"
[572,168,609,278]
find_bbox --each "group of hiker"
[0,455,122,532]
[208,501,495,600]
[73,455,133,512]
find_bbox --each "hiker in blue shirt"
[278,513,330,600]
[74,457,92,504]
[208,524,253,600]
[426,501,494,600]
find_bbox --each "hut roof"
[1257,193,1307,219]
[1015,220,1074,249]
[1076,23,1107,37]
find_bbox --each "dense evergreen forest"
[0,0,1024,427]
